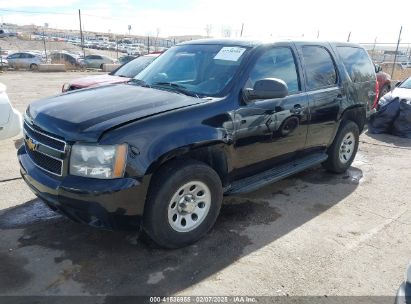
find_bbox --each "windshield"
[399,77,411,89]
[134,44,250,96]
[113,56,156,78]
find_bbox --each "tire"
[143,159,223,248]
[379,84,390,99]
[29,63,38,71]
[99,64,104,70]
[322,121,359,173]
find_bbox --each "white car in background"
[0,83,22,140]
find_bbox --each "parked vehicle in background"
[83,54,115,69]
[378,76,411,108]
[0,57,8,70]
[394,263,411,304]
[62,53,159,92]
[375,64,391,100]
[6,52,44,70]
[380,62,405,71]
[50,52,84,69]
[0,29,15,38]
[119,55,138,65]
[20,40,377,248]
[0,83,22,140]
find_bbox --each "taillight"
[372,79,379,109]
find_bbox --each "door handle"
[335,94,343,102]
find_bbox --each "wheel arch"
[146,142,231,188]
[339,105,366,133]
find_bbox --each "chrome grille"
[23,121,66,152]
[23,121,66,176]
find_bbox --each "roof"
[178,38,363,49]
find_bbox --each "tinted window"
[246,47,300,94]
[337,46,375,82]
[7,53,20,59]
[302,46,337,90]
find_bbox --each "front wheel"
[143,159,223,248]
[322,121,359,173]
[29,63,38,71]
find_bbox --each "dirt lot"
[0,71,410,298]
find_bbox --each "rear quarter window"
[337,46,375,83]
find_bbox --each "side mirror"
[375,64,382,73]
[244,78,288,102]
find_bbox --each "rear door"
[296,44,343,149]
[334,45,377,114]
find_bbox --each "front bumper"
[395,282,411,304]
[18,146,149,230]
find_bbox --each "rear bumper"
[18,146,150,230]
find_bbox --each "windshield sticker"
[214,47,246,61]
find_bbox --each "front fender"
[144,126,228,174]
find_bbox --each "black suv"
[18,39,377,248]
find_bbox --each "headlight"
[70,144,128,179]
[62,83,71,92]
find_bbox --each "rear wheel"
[143,159,223,248]
[322,121,359,173]
[99,63,104,70]
[29,63,38,71]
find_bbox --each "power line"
[0,8,75,16]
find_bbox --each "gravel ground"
[0,71,410,298]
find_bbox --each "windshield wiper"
[151,82,199,98]
[128,79,151,87]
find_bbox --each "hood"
[70,74,128,88]
[27,83,204,142]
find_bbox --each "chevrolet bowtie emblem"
[26,138,38,151]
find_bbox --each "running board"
[225,153,328,195]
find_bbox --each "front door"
[232,45,309,179]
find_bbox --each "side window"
[302,46,337,90]
[247,47,300,94]
[337,46,375,82]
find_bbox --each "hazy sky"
[0,0,410,44]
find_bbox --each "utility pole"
[116,36,119,60]
[347,31,351,42]
[42,24,48,61]
[78,9,85,59]
[371,36,378,61]
[391,25,403,78]
[240,23,244,37]
[147,35,150,54]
